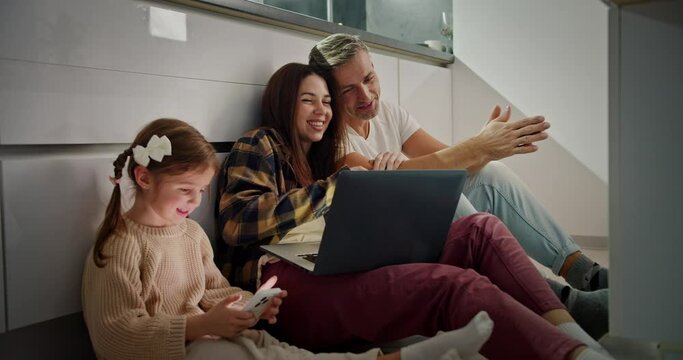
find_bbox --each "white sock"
[400,311,494,360]
[558,322,610,356]
[439,349,463,360]
[576,347,615,360]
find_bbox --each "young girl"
[81,118,494,360]
[217,63,613,360]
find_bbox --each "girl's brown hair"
[261,63,346,186]
[93,118,218,267]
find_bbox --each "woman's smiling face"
[294,74,333,153]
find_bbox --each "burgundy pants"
[262,213,583,359]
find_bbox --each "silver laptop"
[260,170,466,276]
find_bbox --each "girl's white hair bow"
[132,135,172,167]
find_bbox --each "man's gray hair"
[309,33,369,71]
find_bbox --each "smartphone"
[241,287,282,317]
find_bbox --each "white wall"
[400,60,452,145]
[452,0,609,183]
[0,0,451,331]
[451,58,608,238]
[450,0,609,238]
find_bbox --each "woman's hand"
[259,290,288,324]
[372,151,405,170]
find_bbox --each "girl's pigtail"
[93,148,132,267]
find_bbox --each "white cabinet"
[1,156,114,329]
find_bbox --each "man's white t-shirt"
[345,101,421,159]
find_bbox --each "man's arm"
[401,128,449,158]
[400,137,488,171]
[337,152,372,169]
[338,142,486,171]
[398,106,549,172]
[400,128,488,171]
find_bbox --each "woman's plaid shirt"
[216,127,340,290]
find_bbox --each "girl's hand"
[259,290,288,324]
[204,294,257,338]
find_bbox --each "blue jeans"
[454,161,580,274]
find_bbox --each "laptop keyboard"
[298,253,318,264]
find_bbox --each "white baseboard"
[573,235,609,250]
[599,334,663,360]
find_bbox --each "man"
[309,34,607,338]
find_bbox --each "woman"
[216,63,611,360]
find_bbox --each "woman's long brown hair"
[261,63,346,186]
[93,118,218,267]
